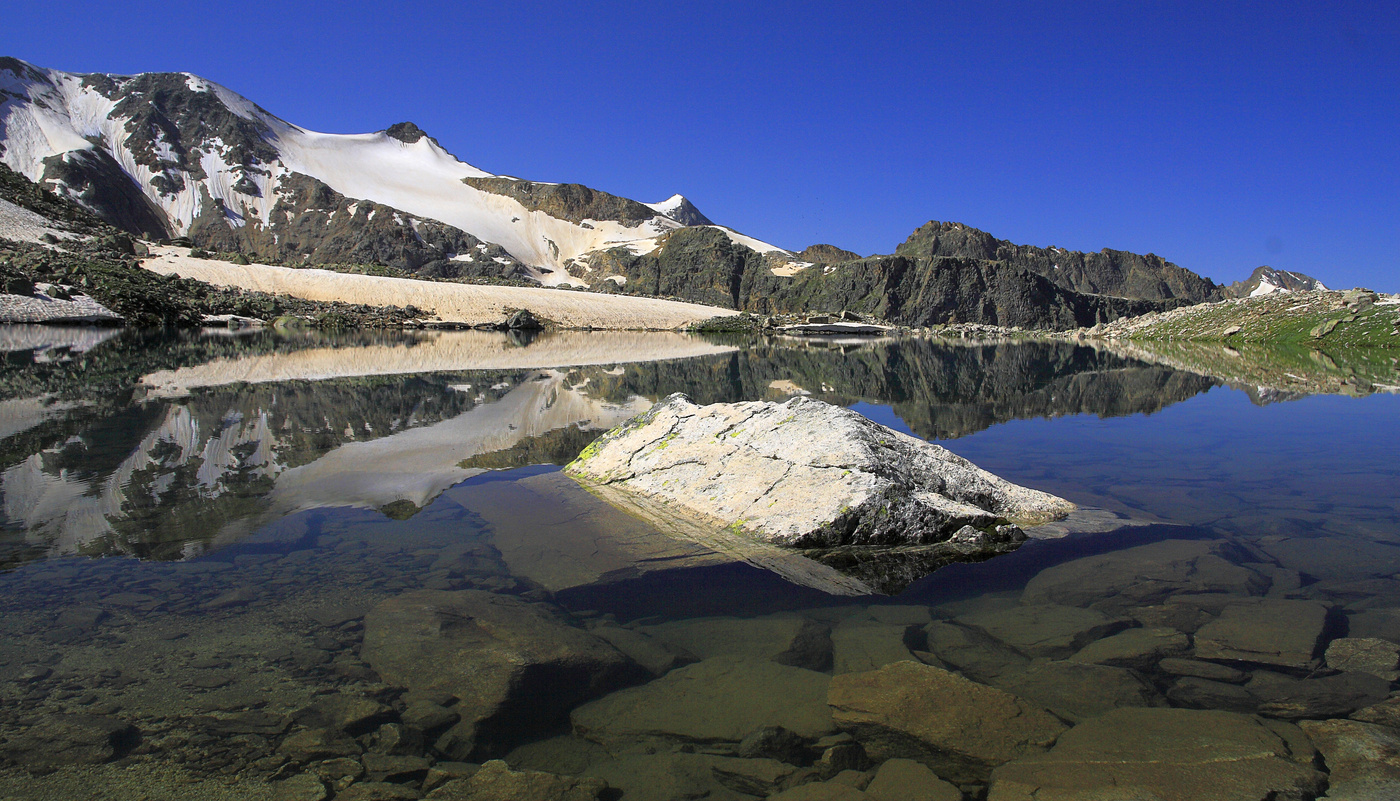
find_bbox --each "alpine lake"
[0,325,1398,801]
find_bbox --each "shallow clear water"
[0,328,1396,799]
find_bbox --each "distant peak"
[384,121,429,144]
[647,194,713,227]
[798,244,861,264]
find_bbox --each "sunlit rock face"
[567,394,1074,549]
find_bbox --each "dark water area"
[0,327,1397,800]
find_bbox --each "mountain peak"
[646,194,713,227]
[384,122,429,144]
[1227,265,1328,298]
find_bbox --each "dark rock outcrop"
[462,177,657,227]
[896,220,1223,303]
[798,244,862,264]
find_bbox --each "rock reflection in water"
[1,331,1398,799]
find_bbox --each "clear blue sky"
[4,1,1397,289]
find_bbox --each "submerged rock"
[1326,636,1400,681]
[426,759,607,800]
[566,394,1073,549]
[1193,598,1331,670]
[987,708,1324,801]
[1299,718,1400,800]
[1021,539,1267,609]
[571,657,836,748]
[360,590,644,760]
[956,604,1133,659]
[0,715,139,770]
[826,661,1066,784]
[638,613,833,672]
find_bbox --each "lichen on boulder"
[565,394,1073,549]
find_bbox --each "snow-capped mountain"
[0,57,790,286]
[1225,265,1329,298]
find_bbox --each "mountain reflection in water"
[0,329,1398,799]
[0,330,1230,568]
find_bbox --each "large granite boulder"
[361,590,644,760]
[987,708,1325,801]
[571,657,836,749]
[827,661,1066,784]
[566,394,1073,548]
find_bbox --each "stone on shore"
[360,590,643,760]
[566,394,1073,549]
[827,661,1066,784]
[987,708,1325,801]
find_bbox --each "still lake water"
[0,327,1397,800]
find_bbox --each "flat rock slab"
[1193,598,1330,669]
[571,657,836,748]
[425,759,608,800]
[361,590,643,760]
[0,715,138,769]
[987,708,1325,801]
[1326,636,1400,681]
[1068,626,1189,669]
[988,660,1164,722]
[1297,718,1400,801]
[638,613,833,672]
[566,394,1072,549]
[1021,539,1266,609]
[827,660,1066,785]
[956,604,1132,659]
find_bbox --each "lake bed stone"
[361,590,643,760]
[956,604,1133,659]
[1193,598,1331,669]
[827,660,1066,784]
[1021,539,1266,609]
[639,613,832,672]
[1326,636,1400,681]
[1068,626,1189,669]
[572,657,835,748]
[988,708,1324,801]
[425,757,608,800]
[864,758,962,801]
[1297,718,1400,801]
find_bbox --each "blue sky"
[4,1,1397,289]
